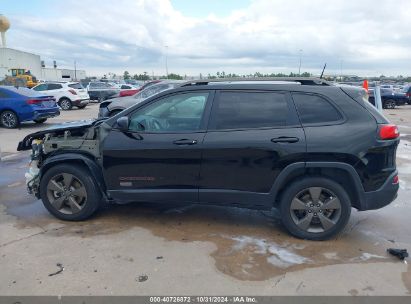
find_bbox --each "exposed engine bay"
[17,119,107,197]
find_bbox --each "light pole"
[340,60,343,82]
[164,45,169,79]
[74,60,77,81]
[298,49,303,76]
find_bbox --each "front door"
[103,90,213,203]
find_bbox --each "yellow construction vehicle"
[10,68,38,88]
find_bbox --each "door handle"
[271,137,299,143]
[173,139,198,145]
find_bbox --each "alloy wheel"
[1,111,18,128]
[46,173,87,214]
[60,99,71,110]
[290,187,342,233]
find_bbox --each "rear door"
[199,90,306,208]
[45,83,64,100]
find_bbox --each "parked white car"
[32,82,90,110]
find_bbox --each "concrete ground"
[0,103,410,295]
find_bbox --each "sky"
[1,0,411,77]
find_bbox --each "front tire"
[40,164,102,221]
[280,177,351,240]
[59,98,72,110]
[1,110,19,128]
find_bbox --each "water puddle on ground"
[0,154,408,282]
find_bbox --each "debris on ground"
[387,248,409,262]
[156,256,163,260]
[137,274,148,282]
[48,263,64,276]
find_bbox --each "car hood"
[17,119,104,151]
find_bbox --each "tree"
[132,72,150,81]
[123,71,130,80]
[167,73,183,80]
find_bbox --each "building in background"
[0,48,87,82]
[0,14,87,82]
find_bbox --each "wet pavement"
[0,107,410,295]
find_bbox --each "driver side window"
[129,92,209,133]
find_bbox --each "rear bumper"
[360,170,399,210]
[22,109,60,122]
[395,98,407,106]
[72,99,90,106]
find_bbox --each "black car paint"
[19,83,399,212]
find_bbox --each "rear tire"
[385,99,396,109]
[0,110,19,128]
[59,98,72,110]
[40,164,102,221]
[280,177,351,240]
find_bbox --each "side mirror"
[116,116,129,132]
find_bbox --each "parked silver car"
[98,80,185,118]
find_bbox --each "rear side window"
[68,83,83,89]
[33,84,48,91]
[292,93,342,125]
[213,91,288,130]
[47,83,62,90]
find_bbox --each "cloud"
[6,0,411,76]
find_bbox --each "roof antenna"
[320,63,327,79]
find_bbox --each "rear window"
[68,83,83,89]
[292,93,342,125]
[212,91,288,130]
[138,83,176,99]
[89,82,103,88]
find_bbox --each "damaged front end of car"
[17,119,107,198]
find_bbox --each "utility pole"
[340,60,343,82]
[74,60,77,81]
[164,45,169,79]
[298,49,303,76]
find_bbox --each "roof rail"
[182,77,331,87]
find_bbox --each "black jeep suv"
[18,78,400,240]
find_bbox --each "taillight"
[379,124,399,140]
[393,175,399,184]
[26,99,42,105]
[68,89,77,95]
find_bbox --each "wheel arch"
[58,96,72,102]
[40,152,109,201]
[0,108,20,126]
[271,162,365,210]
